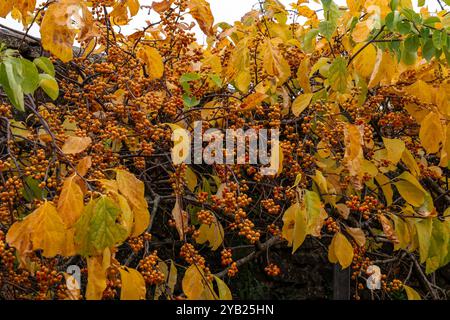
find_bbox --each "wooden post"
[333,264,350,300]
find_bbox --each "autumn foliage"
[0,0,449,300]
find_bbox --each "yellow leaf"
[0,0,14,18]
[195,214,224,251]
[137,46,165,80]
[116,194,134,237]
[6,201,66,258]
[311,170,328,194]
[57,175,84,227]
[391,214,412,251]
[394,172,426,207]
[383,137,405,165]
[352,21,371,43]
[419,112,444,154]
[76,156,92,177]
[115,169,149,237]
[328,234,338,263]
[263,38,291,84]
[152,0,173,13]
[292,93,313,116]
[240,92,267,110]
[343,124,364,184]
[213,276,232,300]
[41,0,96,62]
[119,267,146,300]
[297,58,312,93]
[185,166,197,192]
[332,232,354,269]
[187,0,215,36]
[375,174,393,206]
[401,149,421,177]
[352,43,377,78]
[182,265,214,300]
[86,249,110,300]
[404,285,421,300]
[317,139,331,158]
[62,136,92,155]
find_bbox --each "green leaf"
[74,196,127,256]
[209,74,222,87]
[425,219,449,274]
[397,20,411,34]
[20,59,40,94]
[0,60,25,111]
[401,8,421,24]
[21,177,47,201]
[33,57,55,77]
[433,30,446,50]
[90,196,127,251]
[74,199,97,256]
[415,218,432,264]
[319,20,336,41]
[183,93,200,108]
[303,29,320,52]
[328,57,348,93]
[422,39,435,62]
[39,74,59,100]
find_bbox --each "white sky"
[0,0,441,42]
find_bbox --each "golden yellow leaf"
[113,170,149,237]
[352,21,371,43]
[119,267,146,300]
[282,202,307,253]
[343,123,364,184]
[86,249,110,300]
[311,170,328,194]
[116,194,134,237]
[297,58,312,93]
[401,149,421,177]
[182,265,214,300]
[394,172,426,207]
[240,92,267,110]
[57,175,84,227]
[383,137,405,165]
[331,232,354,269]
[263,38,291,84]
[0,0,14,18]
[62,136,92,155]
[419,112,444,154]
[76,156,92,177]
[137,46,165,80]
[187,0,215,36]
[375,174,393,206]
[152,0,173,13]
[404,285,421,300]
[6,201,66,258]
[41,0,96,62]
[195,214,224,251]
[213,276,232,300]
[292,93,313,117]
[352,43,377,78]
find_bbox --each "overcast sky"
[0,0,441,42]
